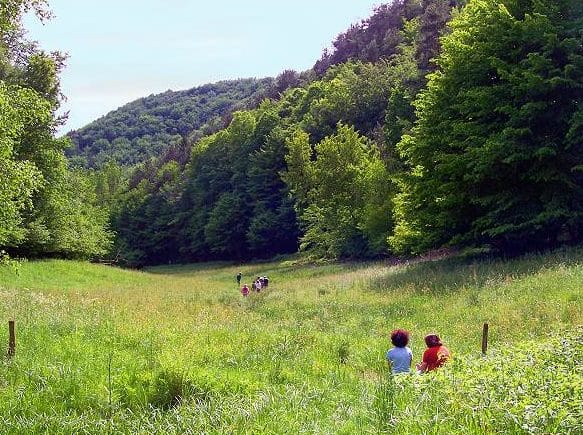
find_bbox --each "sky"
[24,1,382,133]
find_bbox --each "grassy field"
[0,249,581,433]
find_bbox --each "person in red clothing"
[416,333,450,373]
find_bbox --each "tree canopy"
[391,0,583,254]
[0,0,112,259]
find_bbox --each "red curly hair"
[424,334,443,348]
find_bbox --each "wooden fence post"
[8,320,15,357]
[481,322,489,356]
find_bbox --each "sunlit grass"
[0,248,581,433]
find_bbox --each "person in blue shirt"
[386,329,413,374]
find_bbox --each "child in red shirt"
[416,334,450,373]
[241,284,250,297]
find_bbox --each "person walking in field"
[386,329,413,374]
[236,272,242,286]
[416,333,450,373]
[255,277,262,292]
[241,284,249,297]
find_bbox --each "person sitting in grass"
[386,329,413,374]
[416,333,450,373]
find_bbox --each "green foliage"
[179,109,299,261]
[392,0,583,254]
[291,61,412,145]
[0,83,45,245]
[111,159,183,266]
[204,192,247,258]
[0,1,112,259]
[0,248,22,274]
[67,78,275,168]
[21,168,113,258]
[383,17,424,154]
[246,125,300,256]
[285,124,394,258]
[281,129,312,208]
[91,160,128,208]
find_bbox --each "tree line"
[2,0,581,265]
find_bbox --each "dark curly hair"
[390,329,410,348]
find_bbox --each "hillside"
[66,1,461,170]
[0,249,581,432]
[107,0,466,266]
[66,77,275,168]
[5,0,581,268]
[106,0,583,267]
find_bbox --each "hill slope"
[66,77,274,168]
[104,0,464,266]
[67,1,463,169]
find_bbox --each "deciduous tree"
[392,0,583,254]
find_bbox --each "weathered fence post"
[481,322,489,356]
[8,320,15,357]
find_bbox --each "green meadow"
[0,249,581,434]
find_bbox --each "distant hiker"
[241,284,249,297]
[416,334,450,373]
[386,329,412,374]
[255,278,262,292]
[263,276,269,288]
[236,272,242,286]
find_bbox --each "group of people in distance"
[237,272,269,297]
[386,329,450,374]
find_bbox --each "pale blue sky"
[24,1,381,133]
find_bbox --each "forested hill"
[105,0,583,267]
[66,77,276,168]
[107,0,466,266]
[67,1,464,170]
[7,0,577,267]
[314,0,465,74]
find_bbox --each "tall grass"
[0,248,581,433]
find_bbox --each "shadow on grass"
[368,247,583,295]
